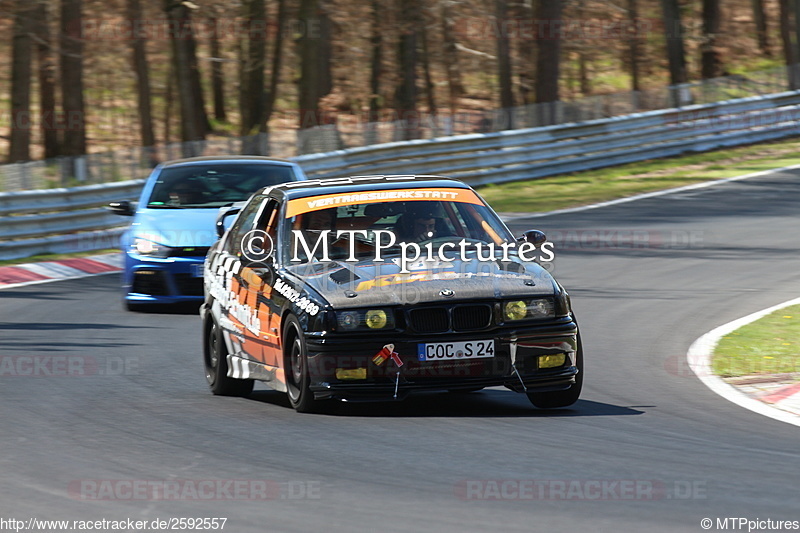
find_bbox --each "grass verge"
[477,138,800,213]
[713,305,800,379]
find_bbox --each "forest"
[1,0,796,163]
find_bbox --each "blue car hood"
[131,208,219,248]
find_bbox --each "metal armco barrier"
[2,91,800,261]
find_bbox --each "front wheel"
[204,318,254,397]
[527,333,583,409]
[283,315,323,413]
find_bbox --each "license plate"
[417,340,495,362]
[190,263,204,277]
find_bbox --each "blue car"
[108,156,307,310]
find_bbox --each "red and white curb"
[0,253,122,290]
[688,297,800,427]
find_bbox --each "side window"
[225,196,265,254]
[231,198,280,261]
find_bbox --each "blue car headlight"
[133,236,171,258]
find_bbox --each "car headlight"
[133,237,171,258]
[336,309,395,331]
[503,298,554,321]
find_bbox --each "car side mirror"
[216,206,242,238]
[107,200,135,216]
[517,229,547,245]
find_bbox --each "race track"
[2,169,799,532]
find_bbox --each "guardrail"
[2,91,800,260]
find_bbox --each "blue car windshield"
[147,163,297,208]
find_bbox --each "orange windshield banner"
[285,188,484,218]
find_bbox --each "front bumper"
[304,317,579,401]
[123,252,206,304]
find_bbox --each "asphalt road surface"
[2,170,799,532]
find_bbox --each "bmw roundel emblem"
[440,288,455,298]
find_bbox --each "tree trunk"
[9,1,34,163]
[496,0,514,116]
[263,0,287,131]
[60,0,88,157]
[298,0,321,130]
[240,0,267,138]
[318,4,334,99]
[794,0,800,82]
[534,0,562,125]
[780,0,798,89]
[627,0,641,92]
[395,0,420,140]
[368,0,383,124]
[752,0,771,57]
[701,0,723,79]
[127,0,156,148]
[163,0,204,152]
[420,10,437,117]
[440,0,463,112]
[33,1,59,159]
[661,0,688,86]
[186,18,210,137]
[514,0,534,106]
[209,15,227,123]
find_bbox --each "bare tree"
[420,9,437,116]
[264,0,287,131]
[127,0,156,147]
[752,0,771,57]
[9,0,35,163]
[60,0,88,157]
[368,0,383,124]
[627,0,641,92]
[164,0,204,151]
[440,0,463,112]
[209,11,227,123]
[395,0,420,139]
[496,0,514,116]
[298,0,322,130]
[32,0,58,159]
[701,0,724,78]
[661,0,688,86]
[240,0,266,138]
[534,0,563,125]
[780,0,798,89]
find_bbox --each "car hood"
[284,255,559,308]
[132,208,219,248]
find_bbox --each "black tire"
[204,318,254,397]
[283,315,322,413]
[527,332,583,409]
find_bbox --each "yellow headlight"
[336,368,367,380]
[365,309,388,329]
[504,301,528,321]
[538,353,566,369]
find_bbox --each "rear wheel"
[283,315,322,413]
[204,318,254,397]
[527,332,583,409]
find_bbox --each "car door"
[235,197,284,371]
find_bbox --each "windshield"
[147,163,297,208]
[281,188,515,264]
